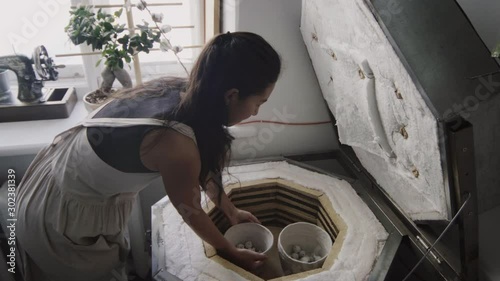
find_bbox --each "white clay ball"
[245,241,253,249]
[291,253,299,260]
[236,244,245,249]
[292,245,301,253]
[300,256,310,262]
[313,255,322,261]
[299,250,306,258]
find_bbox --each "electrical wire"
[402,193,472,281]
[237,120,332,126]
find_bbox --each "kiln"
[150,0,499,280]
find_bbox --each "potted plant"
[65,1,187,111]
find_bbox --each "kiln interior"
[202,179,346,280]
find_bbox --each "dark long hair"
[114,32,281,196]
[175,32,281,189]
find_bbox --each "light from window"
[0,0,84,78]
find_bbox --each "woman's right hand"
[219,246,267,272]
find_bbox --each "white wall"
[223,0,339,161]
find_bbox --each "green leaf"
[93,27,101,37]
[97,8,104,20]
[103,22,113,31]
[95,58,103,67]
[117,34,129,44]
[115,24,125,33]
[102,31,113,39]
[114,8,123,18]
[102,48,112,55]
[153,32,161,42]
[136,24,149,32]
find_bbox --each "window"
[0,0,85,84]
[0,0,219,90]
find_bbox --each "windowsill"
[0,102,256,158]
[0,95,89,157]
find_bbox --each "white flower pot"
[83,90,111,113]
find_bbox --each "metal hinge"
[416,236,442,264]
[145,229,152,254]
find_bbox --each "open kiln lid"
[300,0,499,221]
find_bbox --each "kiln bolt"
[412,168,419,178]
[462,148,467,152]
[358,69,365,79]
[330,51,337,60]
[395,88,403,99]
[400,126,409,139]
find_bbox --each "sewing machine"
[0,46,77,122]
[0,45,60,102]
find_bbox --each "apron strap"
[81,118,197,145]
[51,99,197,145]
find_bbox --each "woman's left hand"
[228,208,261,225]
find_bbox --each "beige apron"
[15,104,196,281]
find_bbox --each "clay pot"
[84,66,132,113]
[83,89,113,113]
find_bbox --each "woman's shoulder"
[140,127,200,173]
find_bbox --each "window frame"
[67,0,220,90]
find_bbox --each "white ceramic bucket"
[278,222,333,275]
[224,223,274,255]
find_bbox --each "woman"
[15,31,281,281]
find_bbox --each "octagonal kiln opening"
[202,179,347,281]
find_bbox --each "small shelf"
[0,87,77,123]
